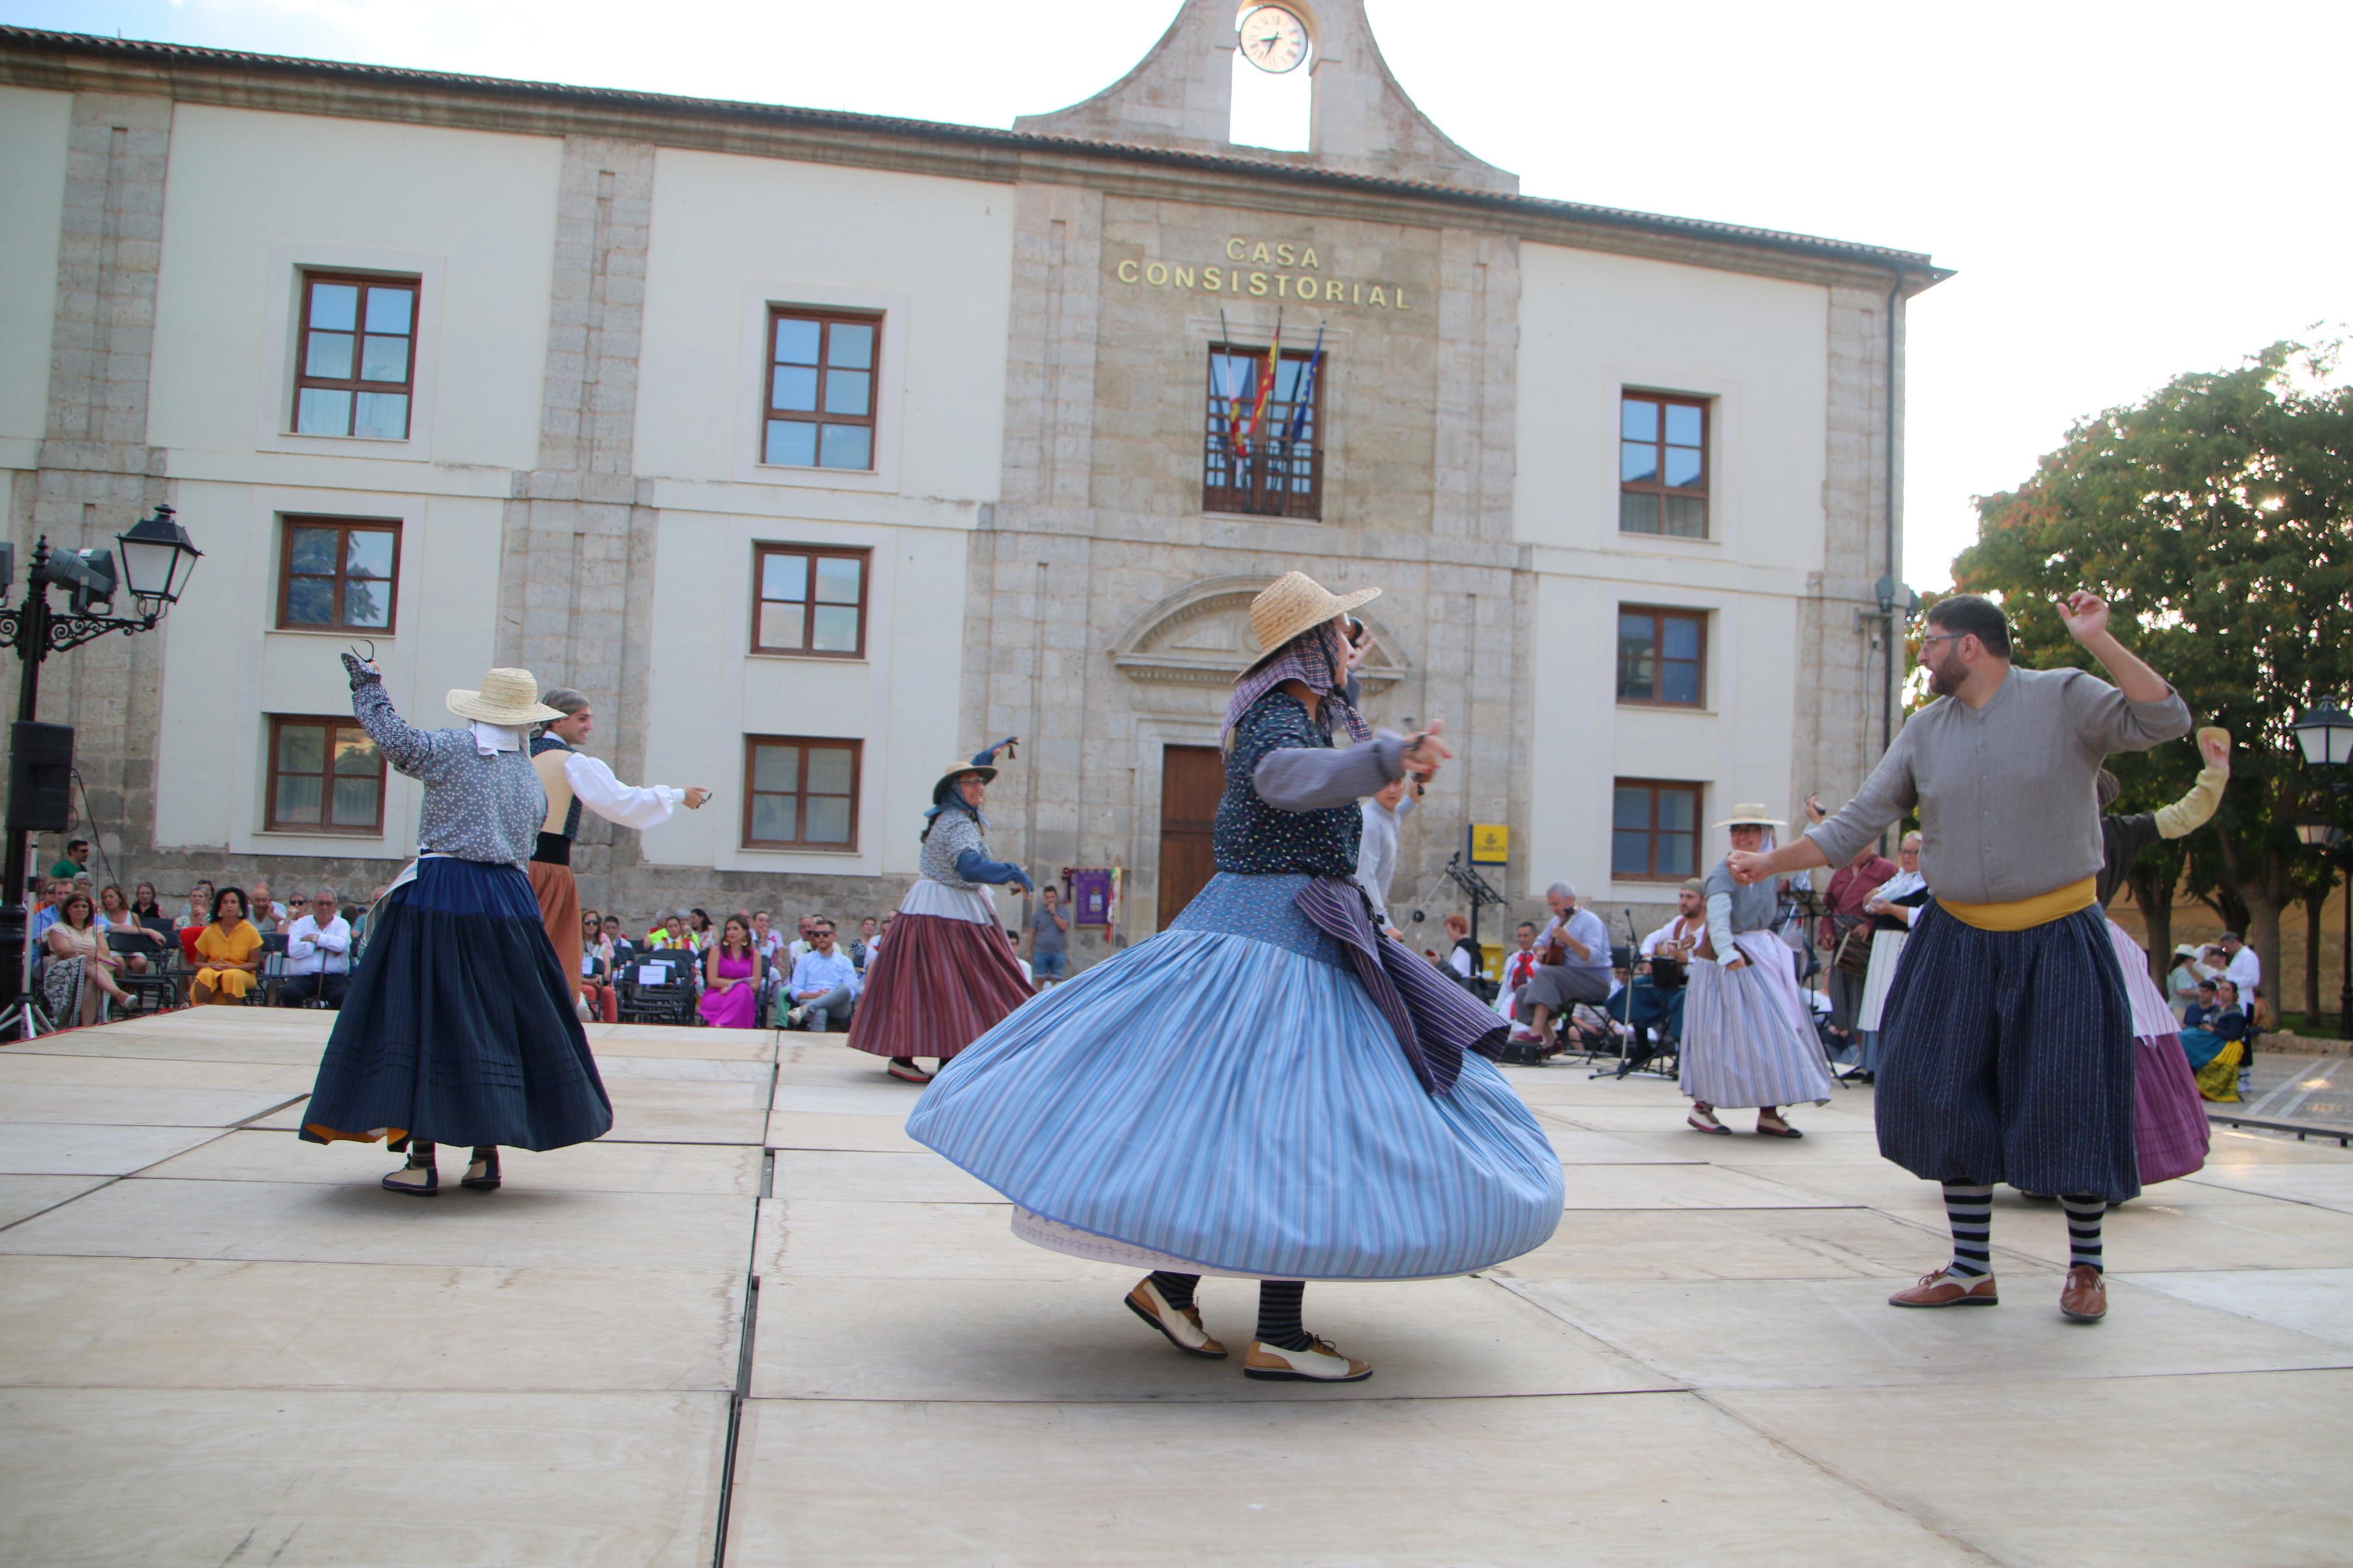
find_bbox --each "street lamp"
[2292,702,2353,769]
[2292,699,2353,1037]
[0,506,201,1036]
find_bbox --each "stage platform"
[2,1010,2349,1565]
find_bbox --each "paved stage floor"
[2,1011,2349,1565]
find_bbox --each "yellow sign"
[1470,823,1509,865]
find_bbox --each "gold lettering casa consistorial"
[1113,236,1411,311]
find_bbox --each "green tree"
[1950,341,2353,1004]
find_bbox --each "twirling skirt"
[2106,918,2209,1185]
[846,879,1034,1062]
[1680,930,1836,1110]
[300,858,612,1152]
[907,872,1563,1281]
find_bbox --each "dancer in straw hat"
[300,656,613,1194]
[846,738,1035,1083]
[1680,804,1834,1137]
[908,571,1560,1384]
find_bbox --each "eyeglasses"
[1917,631,1967,653]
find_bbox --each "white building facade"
[0,3,1943,963]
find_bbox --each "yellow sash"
[1936,877,2096,933]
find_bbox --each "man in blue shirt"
[787,918,861,1032]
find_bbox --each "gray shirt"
[1806,665,2191,904]
[1354,788,1416,925]
[1703,859,1780,957]
[350,675,546,870]
[1541,906,1613,975]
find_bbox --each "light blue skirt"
[906,873,1563,1281]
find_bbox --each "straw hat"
[446,669,565,728]
[1246,571,1381,665]
[1712,803,1787,829]
[932,759,1000,805]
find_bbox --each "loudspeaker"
[8,722,73,834]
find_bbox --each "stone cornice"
[0,27,1950,298]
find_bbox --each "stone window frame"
[290,271,421,440]
[1201,342,1326,520]
[1615,605,1707,709]
[760,307,883,472]
[1612,777,1703,883]
[276,515,403,636]
[1618,390,1711,539]
[264,714,387,836]
[750,543,872,660]
[742,735,864,852]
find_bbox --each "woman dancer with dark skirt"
[300,655,613,1194]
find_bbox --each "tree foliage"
[1949,341,2353,1006]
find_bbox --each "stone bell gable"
[1013,0,1520,196]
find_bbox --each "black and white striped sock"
[1255,1279,1312,1351]
[2060,1194,2106,1274]
[1942,1182,1994,1278]
[1147,1270,1198,1311]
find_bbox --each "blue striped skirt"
[1875,903,2139,1201]
[906,872,1563,1280]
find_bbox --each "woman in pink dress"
[699,913,765,1029]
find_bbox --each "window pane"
[773,317,821,364]
[760,552,808,603]
[345,530,394,579]
[353,392,409,440]
[1662,615,1700,659]
[296,387,351,435]
[811,605,860,652]
[330,775,379,827]
[812,556,862,605]
[751,794,797,842]
[285,577,335,626]
[818,423,871,470]
[1620,397,1658,440]
[1659,833,1695,877]
[1663,447,1703,488]
[824,369,871,416]
[364,287,411,333]
[308,282,359,331]
[277,724,324,775]
[1662,662,1701,705]
[758,602,806,650]
[304,331,354,379]
[771,365,818,413]
[1620,440,1658,483]
[828,321,874,370]
[805,746,854,796]
[1617,655,1653,703]
[1663,496,1707,538]
[1658,789,1696,831]
[1612,787,1651,831]
[751,744,798,794]
[803,796,851,844]
[1619,492,1660,534]
[1612,829,1651,877]
[275,774,323,825]
[360,334,409,382]
[289,526,340,575]
[1664,403,1703,446]
[764,419,817,467]
[332,733,380,776]
[343,579,392,628]
[1618,612,1655,656]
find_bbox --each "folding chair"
[617,952,699,1026]
[249,932,291,1006]
[109,931,176,1015]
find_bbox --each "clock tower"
[1014,0,1518,195]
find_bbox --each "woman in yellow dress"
[192,887,263,1004]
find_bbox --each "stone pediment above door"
[1109,575,1408,689]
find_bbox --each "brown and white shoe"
[1124,1279,1226,1359]
[1887,1268,1999,1308]
[2059,1265,2107,1322]
[1243,1336,1373,1383]
[886,1058,934,1084]
[1687,1106,1730,1136]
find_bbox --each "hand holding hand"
[2059,589,2111,643]
[1726,849,1772,885]
[683,787,711,810]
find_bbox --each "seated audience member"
[246,878,289,934]
[44,889,132,1025]
[280,887,353,1008]
[1028,884,1072,984]
[688,908,715,948]
[650,912,696,952]
[2180,978,2251,1101]
[577,910,619,1023]
[786,918,861,1031]
[177,880,216,932]
[191,887,262,1005]
[599,915,637,969]
[850,916,879,973]
[700,912,766,1029]
[1494,922,1541,1024]
[874,912,893,955]
[751,910,785,965]
[95,884,162,975]
[29,878,70,944]
[786,913,817,969]
[131,882,173,937]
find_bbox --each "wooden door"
[1157,745,1225,928]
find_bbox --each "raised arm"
[2059,591,2192,749]
[340,652,448,778]
[2155,728,2230,840]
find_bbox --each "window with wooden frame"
[266,715,386,834]
[1202,342,1326,520]
[743,736,861,850]
[751,545,870,657]
[1616,606,1706,707]
[762,308,880,470]
[1619,392,1709,538]
[278,517,400,634]
[1612,779,1702,881]
[293,273,419,439]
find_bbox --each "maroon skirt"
[2135,1033,2211,1185]
[847,890,1034,1062]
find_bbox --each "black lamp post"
[0,504,201,1034]
[2292,701,2353,1036]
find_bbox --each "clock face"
[1237,6,1309,74]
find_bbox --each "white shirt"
[1493,945,1542,1021]
[284,913,353,976]
[1872,869,1929,928]
[1640,913,1703,959]
[2224,945,2261,996]
[563,751,683,830]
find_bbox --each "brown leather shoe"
[1887,1268,1999,1308]
[2059,1265,2107,1322]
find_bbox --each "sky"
[11,0,2348,589]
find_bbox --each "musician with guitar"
[1610,879,1705,1066]
[1509,883,1614,1057]
[1808,792,1895,1053]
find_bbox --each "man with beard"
[1612,879,1705,1067]
[1728,591,2190,1325]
